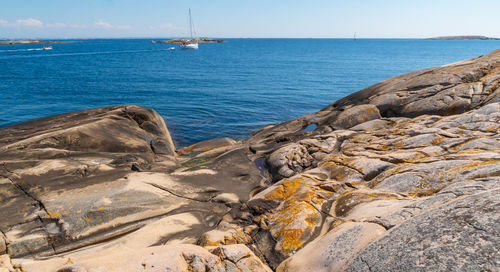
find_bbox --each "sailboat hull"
[179,43,199,50]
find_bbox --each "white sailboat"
[179,9,199,50]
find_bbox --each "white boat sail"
[179,9,199,50]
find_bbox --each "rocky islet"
[1,49,499,271]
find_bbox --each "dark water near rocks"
[1,39,499,147]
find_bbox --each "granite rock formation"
[1,49,500,271]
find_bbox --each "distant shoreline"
[425,35,499,40]
[0,40,77,45]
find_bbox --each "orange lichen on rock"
[253,174,337,255]
[276,229,304,253]
[264,177,306,201]
[431,137,445,145]
[199,225,256,247]
[269,199,320,254]
[263,176,330,205]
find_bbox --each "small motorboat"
[168,47,175,50]
[42,46,53,50]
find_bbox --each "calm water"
[1,39,499,147]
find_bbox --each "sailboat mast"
[189,8,193,39]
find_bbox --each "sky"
[1,0,500,39]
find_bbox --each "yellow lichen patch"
[407,185,445,197]
[364,105,378,114]
[264,177,306,201]
[98,206,104,210]
[202,241,221,247]
[485,125,498,133]
[270,199,320,254]
[401,153,429,163]
[461,149,487,154]
[199,225,256,247]
[85,217,91,222]
[431,137,445,145]
[276,229,304,253]
[48,211,61,218]
[379,144,390,151]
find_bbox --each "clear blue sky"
[1,0,500,39]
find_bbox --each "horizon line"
[2,36,500,41]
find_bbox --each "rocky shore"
[1,49,499,271]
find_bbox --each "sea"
[1,39,499,147]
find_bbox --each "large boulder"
[0,105,264,261]
[344,190,500,271]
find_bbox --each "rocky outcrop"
[0,105,265,271]
[156,38,227,44]
[2,49,500,271]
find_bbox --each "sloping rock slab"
[344,189,500,271]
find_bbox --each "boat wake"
[0,48,173,59]
[0,47,47,52]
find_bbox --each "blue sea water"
[1,39,499,147]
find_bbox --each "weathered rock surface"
[0,105,266,271]
[17,244,270,272]
[277,222,386,272]
[344,189,500,271]
[2,49,500,271]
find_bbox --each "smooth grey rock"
[344,157,394,180]
[277,222,386,272]
[455,137,500,151]
[344,190,500,272]
[376,172,425,192]
[350,119,393,131]
[330,104,382,129]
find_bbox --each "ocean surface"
[1,39,500,147]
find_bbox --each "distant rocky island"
[0,40,75,45]
[153,38,226,44]
[425,35,499,40]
